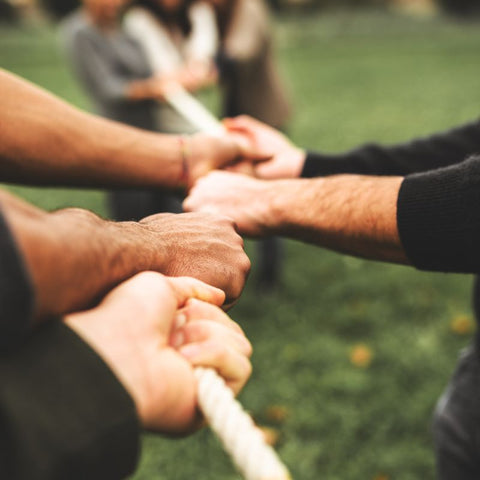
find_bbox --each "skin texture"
[80,0,217,102]
[0,69,267,189]
[223,115,306,179]
[184,170,410,265]
[0,70,268,311]
[0,190,250,321]
[65,272,252,434]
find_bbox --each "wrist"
[128,216,172,274]
[291,148,307,178]
[266,179,308,235]
[185,134,215,184]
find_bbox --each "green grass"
[1,9,479,479]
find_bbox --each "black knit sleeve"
[0,320,140,480]
[397,155,480,273]
[301,119,480,178]
[0,209,34,350]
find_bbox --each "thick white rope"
[163,83,226,136]
[195,367,291,480]
[164,85,291,478]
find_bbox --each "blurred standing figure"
[62,0,185,220]
[212,0,292,291]
[124,0,218,134]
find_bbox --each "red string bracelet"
[178,135,190,187]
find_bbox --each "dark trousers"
[108,189,183,221]
[433,344,480,479]
[255,236,284,287]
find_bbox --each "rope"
[163,85,290,478]
[163,84,225,136]
[195,367,292,480]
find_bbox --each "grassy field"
[2,8,480,479]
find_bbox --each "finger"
[179,340,252,395]
[180,298,246,334]
[170,320,252,357]
[253,160,277,178]
[224,161,257,176]
[166,277,225,308]
[223,121,254,137]
[222,299,238,312]
[223,115,260,130]
[223,163,252,174]
[225,129,273,161]
[182,197,224,216]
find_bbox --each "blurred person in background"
[209,0,292,292]
[61,0,202,221]
[124,0,218,135]
[185,114,480,480]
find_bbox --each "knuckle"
[218,215,235,228]
[241,255,251,273]
[243,358,253,380]
[242,337,253,358]
[183,321,210,343]
[210,342,228,364]
[225,317,245,335]
[128,272,168,296]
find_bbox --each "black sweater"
[0,210,139,479]
[301,119,480,343]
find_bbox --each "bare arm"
[0,190,157,321]
[267,175,408,264]
[0,69,255,189]
[0,188,249,321]
[184,171,409,265]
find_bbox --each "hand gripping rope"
[164,84,291,478]
[195,367,292,480]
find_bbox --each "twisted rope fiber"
[195,367,291,480]
[164,84,291,478]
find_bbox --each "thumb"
[166,276,226,309]
[225,131,273,163]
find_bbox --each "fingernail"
[179,344,201,359]
[174,312,187,329]
[169,330,185,349]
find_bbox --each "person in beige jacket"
[212,0,292,291]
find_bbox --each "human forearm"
[298,153,480,272]
[185,171,409,265]
[1,187,250,316]
[0,192,158,320]
[0,69,184,188]
[265,175,408,264]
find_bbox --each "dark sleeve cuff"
[300,148,385,178]
[0,320,140,480]
[301,151,343,178]
[0,209,34,349]
[397,155,480,272]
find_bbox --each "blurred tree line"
[1,0,480,23]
